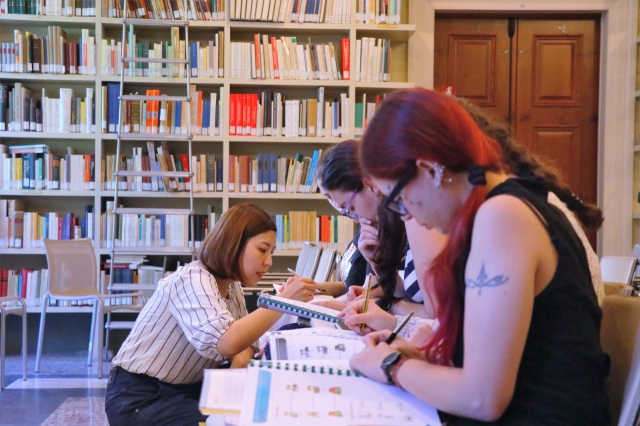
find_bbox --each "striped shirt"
[403,249,424,303]
[112,261,253,384]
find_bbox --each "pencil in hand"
[360,273,374,333]
[287,268,325,294]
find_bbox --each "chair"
[600,296,640,425]
[0,296,26,390]
[300,245,322,278]
[600,256,637,286]
[293,242,314,275]
[312,249,336,283]
[36,239,145,379]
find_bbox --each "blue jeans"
[104,367,208,426]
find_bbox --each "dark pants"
[104,367,208,426]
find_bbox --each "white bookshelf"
[0,1,429,298]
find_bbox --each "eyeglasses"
[382,167,417,217]
[339,190,360,220]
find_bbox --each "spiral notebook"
[267,328,365,361]
[257,294,343,323]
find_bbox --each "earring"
[434,163,445,187]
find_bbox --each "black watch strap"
[381,352,405,384]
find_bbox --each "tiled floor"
[0,353,110,426]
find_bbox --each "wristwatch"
[381,352,406,385]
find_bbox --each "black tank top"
[450,177,610,426]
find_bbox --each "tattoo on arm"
[466,263,509,295]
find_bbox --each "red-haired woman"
[347,88,609,425]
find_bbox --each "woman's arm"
[316,281,347,297]
[350,196,554,421]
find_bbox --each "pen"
[286,268,326,294]
[385,311,414,345]
[360,273,374,332]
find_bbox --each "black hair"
[315,139,364,192]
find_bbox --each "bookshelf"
[634,0,640,245]
[0,0,429,313]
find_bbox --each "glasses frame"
[382,167,417,217]
[339,190,360,220]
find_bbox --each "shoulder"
[172,261,217,286]
[475,192,545,234]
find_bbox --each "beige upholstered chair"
[0,296,27,390]
[36,239,145,379]
[600,296,640,425]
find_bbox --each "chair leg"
[21,301,27,382]
[87,299,98,366]
[1,305,6,390]
[104,311,112,362]
[97,302,104,379]
[35,296,49,373]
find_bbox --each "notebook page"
[199,369,247,415]
[239,362,442,426]
[268,328,365,361]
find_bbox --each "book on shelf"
[229,0,350,24]
[356,0,402,24]
[0,269,50,307]
[272,211,355,251]
[102,84,222,136]
[354,92,386,138]
[101,143,222,193]
[1,0,96,16]
[227,150,321,194]
[229,88,349,138]
[230,34,348,81]
[102,29,224,79]
[3,28,96,75]
[1,83,95,133]
[1,145,96,191]
[198,359,441,425]
[0,200,94,248]
[355,37,391,83]
[103,0,225,21]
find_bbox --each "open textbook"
[266,328,365,361]
[199,360,442,426]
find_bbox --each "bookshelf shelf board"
[229,21,350,33]
[100,17,225,28]
[101,76,225,85]
[0,131,96,139]
[26,306,94,313]
[111,246,195,254]
[274,249,302,257]
[230,79,349,87]
[228,192,323,199]
[229,136,343,143]
[355,81,415,89]
[0,14,95,24]
[0,248,45,254]
[355,23,416,32]
[0,189,96,197]
[100,134,224,142]
[0,73,96,82]
[99,191,224,198]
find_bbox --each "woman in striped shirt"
[104,203,317,426]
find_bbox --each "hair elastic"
[467,165,487,185]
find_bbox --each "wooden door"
[435,16,600,246]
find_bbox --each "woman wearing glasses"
[347,88,609,424]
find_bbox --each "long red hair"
[360,88,503,364]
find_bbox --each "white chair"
[300,245,322,278]
[600,295,640,425]
[36,239,145,379]
[0,296,26,390]
[312,249,336,283]
[600,256,637,286]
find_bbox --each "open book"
[257,293,343,323]
[199,360,442,426]
[266,328,365,361]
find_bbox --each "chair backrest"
[300,245,322,278]
[600,256,637,286]
[294,242,313,275]
[43,239,99,298]
[313,249,336,283]
[600,295,640,425]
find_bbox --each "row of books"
[229,0,350,24]
[228,151,321,194]
[273,212,355,251]
[354,37,391,82]
[229,89,349,138]
[102,146,223,193]
[6,28,96,75]
[354,92,385,137]
[1,85,96,133]
[0,199,95,248]
[0,269,48,307]
[230,36,348,81]
[102,28,224,78]
[102,84,222,135]
[355,0,402,24]
[1,146,96,191]
[103,0,225,20]
[1,0,96,15]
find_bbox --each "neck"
[214,276,234,297]
[484,170,509,193]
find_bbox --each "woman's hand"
[347,283,383,302]
[339,298,397,335]
[230,346,255,369]
[357,219,379,265]
[312,300,347,311]
[280,277,316,302]
[407,323,435,348]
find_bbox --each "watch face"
[381,352,403,383]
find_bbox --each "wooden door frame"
[410,0,636,256]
